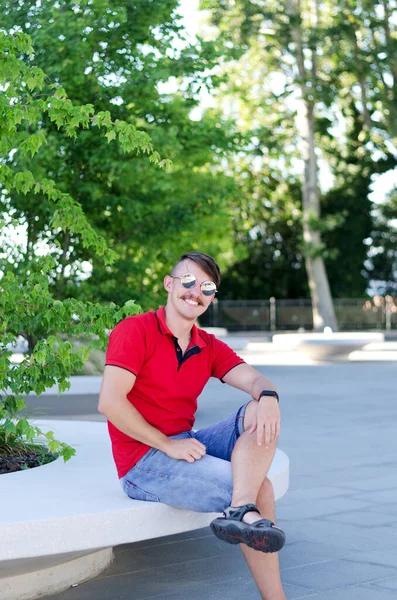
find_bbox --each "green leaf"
[105,130,116,142]
[16,418,31,437]
[33,349,47,366]
[13,171,35,194]
[60,445,76,461]
[79,346,91,362]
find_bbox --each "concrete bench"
[272,332,385,361]
[0,419,290,600]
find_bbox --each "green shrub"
[0,30,160,465]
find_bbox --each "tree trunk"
[286,0,338,330]
[301,101,338,330]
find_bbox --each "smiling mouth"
[182,297,200,306]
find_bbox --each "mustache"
[181,295,203,305]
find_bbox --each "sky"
[179,0,201,37]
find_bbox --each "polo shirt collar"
[155,307,207,349]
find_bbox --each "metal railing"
[201,296,397,331]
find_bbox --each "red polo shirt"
[105,307,245,478]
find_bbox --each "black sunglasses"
[171,273,217,296]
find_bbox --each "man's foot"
[210,503,285,553]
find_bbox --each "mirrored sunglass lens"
[201,281,216,295]
[180,274,196,288]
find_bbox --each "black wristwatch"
[258,390,279,403]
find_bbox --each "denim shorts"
[121,403,248,513]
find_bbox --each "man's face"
[164,260,216,322]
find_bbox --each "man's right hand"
[164,438,206,463]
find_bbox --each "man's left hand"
[248,396,280,447]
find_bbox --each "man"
[99,251,286,600]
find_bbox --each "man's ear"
[164,275,172,292]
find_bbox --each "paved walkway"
[40,361,397,600]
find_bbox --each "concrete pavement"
[36,361,397,599]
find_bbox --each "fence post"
[212,298,219,327]
[385,296,392,331]
[270,297,276,331]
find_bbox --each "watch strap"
[258,390,279,403]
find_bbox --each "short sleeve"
[105,317,147,376]
[210,338,245,381]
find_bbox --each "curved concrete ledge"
[2,549,113,600]
[273,332,385,361]
[0,420,289,600]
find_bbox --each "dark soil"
[0,449,56,474]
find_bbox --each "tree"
[367,188,397,295]
[220,166,308,299]
[0,29,163,464]
[201,0,340,327]
[327,0,397,143]
[201,0,396,318]
[2,0,238,310]
[284,0,338,329]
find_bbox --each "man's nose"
[188,282,201,295]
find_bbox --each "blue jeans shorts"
[121,403,248,513]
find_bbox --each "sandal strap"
[253,519,275,529]
[223,503,260,521]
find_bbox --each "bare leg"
[240,478,286,600]
[230,401,286,600]
[230,428,277,517]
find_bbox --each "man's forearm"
[99,396,171,453]
[251,374,279,401]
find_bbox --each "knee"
[242,402,279,448]
[242,400,258,431]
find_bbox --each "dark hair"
[172,251,221,288]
